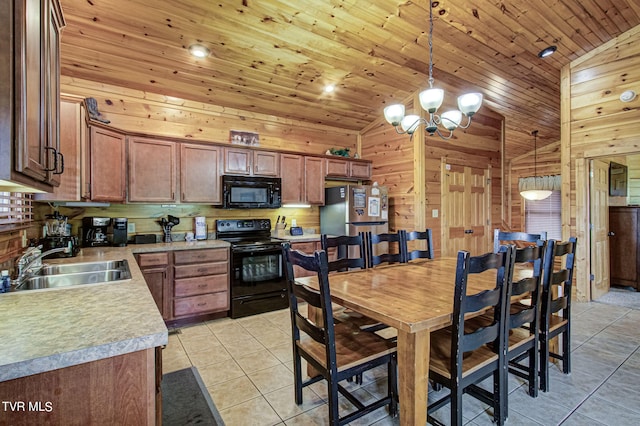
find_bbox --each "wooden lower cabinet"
[173,248,230,319]
[0,348,159,426]
[136,252,172,320]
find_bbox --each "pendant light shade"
[520,130,552,201]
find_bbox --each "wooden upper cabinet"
[326,157,371,180]
[280,154,304,203]
[305,156,325,204]
[224,147,279,176]
[253,150,279,176]
[6,0,65,190]
[181,143,222,204]
[89,126,126,202]
[35,96,84,201]
[128,137,177,203]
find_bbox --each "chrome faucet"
[14,245,71,289]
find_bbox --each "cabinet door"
[350,161,371,179]
[280,154,303,203]
[253,150,279,176]
[181,143,222,204]
[90,126,126,202]
[35,97,82,201]
[326,158,349,177]
[304,156,325,204]
[141,266,170,320]
[224,148,251,175]
[128,137,177,202]
[290,242,319,277]
[13,0,58,184]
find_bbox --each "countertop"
[0,239,231,383]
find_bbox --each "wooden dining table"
[296,257,531,426]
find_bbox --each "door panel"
[590,159,610,299]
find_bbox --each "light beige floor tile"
[219,396,282,426]
[253,329,291,349]
[179,323,214,338]
[224,336,266,358]
[197,358,246,388]
[162,351,192,373]
[234,348,282,374]
[188,345,232,368]
[180,334,223,354]
[213,323,256,344]
[268,343,293,364]
[263,385,325,421]
[247,363,294,394]
[206,375,262,411]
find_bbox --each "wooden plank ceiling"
[58,0,640,159]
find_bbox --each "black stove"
[216,219,288,318]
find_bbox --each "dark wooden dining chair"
[539,237,577,392]
[282,243,398,425]
[366,230,406,267]
[405,229,435,261]
[427,245,514,426]
[321,233,367,272]
[468,240,546,420]
[493,229,547,253]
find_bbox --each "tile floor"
[162,300,640,425]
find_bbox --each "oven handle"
[233,246,283,254]
[235,292,287,303]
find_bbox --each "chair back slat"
[405,229,435,261]
[321,233,367,272]
[541,237,577,321]
[367,230,406,267]
[493,229,547,253]
[509,241,545,330]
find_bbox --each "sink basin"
[16,260,131,291]
[39,260,129,275]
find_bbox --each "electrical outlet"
[128,222,136,233]
[432,209,439,218]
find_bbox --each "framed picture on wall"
[230,130,260,146]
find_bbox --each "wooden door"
[180,143,221,204]
[128,137,176,202]
[590,159,610,299]
[90,126,126,202]
[280,153,303,203]
[441,161,491,256]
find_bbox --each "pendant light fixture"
[383,2,483,140]
[520,130,552,201]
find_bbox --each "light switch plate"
[432,209,439,218]
[128,223,136,233]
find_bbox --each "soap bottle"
[0,270,10,293]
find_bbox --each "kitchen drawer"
[136,252,169,267]
[174,262,227,279]
[174,275,228,298]
[174,292,229,317]
[174,248,228,265]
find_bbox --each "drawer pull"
[198,284,207,288]
[197,302,207,307]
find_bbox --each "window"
[0,192,33,229]
[525,190,561,240]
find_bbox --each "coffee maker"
[82,217,111,247]
[112,218,128,246]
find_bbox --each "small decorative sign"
[230,130,260,146]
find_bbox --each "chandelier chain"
[428,2,434,88]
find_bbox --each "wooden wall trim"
[570,25,640,69]
[413,93,426,232]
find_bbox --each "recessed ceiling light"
[188,44,210,58]
[538,45,557,58]
[620,90,637,102]
[324,84,335,93]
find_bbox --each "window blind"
[0,192,33,229]
[525,190,562,240]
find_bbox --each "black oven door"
[231,246,286,297]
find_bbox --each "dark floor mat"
[162,366,224,425]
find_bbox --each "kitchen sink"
[39,260,129,275]
[16,260,131,291]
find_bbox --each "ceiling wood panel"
[58,0,640,159]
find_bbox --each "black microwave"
[222,175,281,209]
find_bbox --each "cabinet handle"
[198,283,207,288]
[608,231,615,237]
[197,302,206,307]
[54,151,64,175]
[464,229,474,234]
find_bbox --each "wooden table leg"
[397,329,430,426]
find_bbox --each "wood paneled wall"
[564,24,640,301]
[361,95,504,257]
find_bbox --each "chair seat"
[298,322,397,373]
[548,314,568,333]
[464,316,535,357]
[429,327,500,379]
